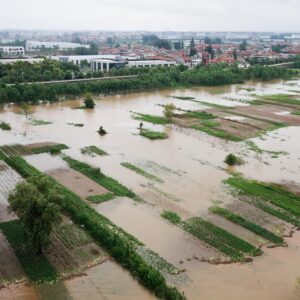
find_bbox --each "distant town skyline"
[1,0,300,32]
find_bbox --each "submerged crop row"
[210,207,284,245]
[5,156,185,300]
[63,156,140,201]
[161,210,262,261]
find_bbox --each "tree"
[233,49,238,61]
[155,39,171,50]
[239,40,247,51]
[189,48,197,57]
[224,153,243,166]
[163,103,176,120]
[189,37,197,57]
[8,176,63,254]
[19,102,31,121]
[84,93,95,109]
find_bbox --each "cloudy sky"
[1,0,299,32]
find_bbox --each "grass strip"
[81,145,108,156]
[140,129,168,140]
[161,211,181,224]
[133,113,170,125]
[182,111,216,120]
[192,125,242,141]
[210,207,284,244]
[292,110,300,116]
[0,220,58,284]
[87,192,115,203]
[121,162,163,183]
[31,144,68,155]
[260,94,300,106]
[63,156,140,200]
[225,176,300,217]
[5,156,184,300]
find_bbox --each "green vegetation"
[121,162,163,183]
[245,140,287,156]
[8,176,63,254]
[63,156,140,200]
[200,119,220,127]
[210,207,284,244]
[192,125,242,141]
[83,92,96,109]
[87,192,115,203]
[171,96,195,100]
[29,119,53,126]
[0,220,58,284]
[133,113,170,125]
[0,121,11,130]
[249,200,300,228]
[161,211,181,224]
[225,176,300,217]
[81,145,108,156]
[0,144,33,158]
[292,110,300,116]
[224,153,243,166]
[31,144,68,155]
[260,94,300,106]
[5,156,184,300]
[1,64,293,104]
[0,59,83,84]
[183,217,262,260]
[182,111,216,120]
[163,103,176,121]
[140,129,168,140]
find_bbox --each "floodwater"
[1,79,300,299]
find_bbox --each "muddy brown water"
[1,79,300,299]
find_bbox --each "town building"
[0,46,25,57]
[26,41,90,51]
[91,57,177,72]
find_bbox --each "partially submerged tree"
[225,153,243,166]
[163,103,176,121]
[84,93,95,109]
[19,102,31,122]
[8,175,64,254]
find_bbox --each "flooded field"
[1,78,300,299]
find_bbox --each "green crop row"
[210,207,284,244]
[63,156,140,201]
[183,217,262,260]
[81,145,108,156]
[31,144,68,155]
[0,220,58,284]
[225,176,300,217]
[140,129,168,140]
[87,192,115,203]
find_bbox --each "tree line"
[0,64,294,104]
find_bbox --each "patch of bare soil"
[47,168,108,199]
[25,142,59,149]
[46,219,107,278]
[0,282,38,300]
[217,118,260,139]
[0,204,17,223]
[0,232,25,283]
[236,104,300,125]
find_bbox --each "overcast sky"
[1,0,299,32]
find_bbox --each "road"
[6,75,138,86]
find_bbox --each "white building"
[51,55,119,66]
[91,58,177,72]
[0,58,44,65]
[26,41,90,51]
[0,46,25,57]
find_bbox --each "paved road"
[6,75,138,86]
